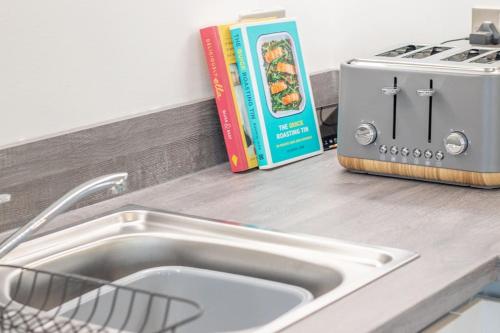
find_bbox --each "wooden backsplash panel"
[0,70,338,232]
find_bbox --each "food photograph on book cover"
[258,32,306,118]
[231,18,323,168]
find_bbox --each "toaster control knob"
[413,148,422,158]
[401,147,410,157]
[444,132,468,155]
[424,149,433,159]
[435,151,445,161]
[390,146,399,155]
[355,123,377,146]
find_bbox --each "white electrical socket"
[472,7,500,33]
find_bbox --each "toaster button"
[390,146,399,155]
[435,151,444,161]
[424,149,433,159]
[401,147,410,157]
[413,148,422,158]
[379,145,388,154]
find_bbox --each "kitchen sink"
[0,206,418,332]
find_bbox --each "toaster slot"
[404,46,451,59]
[377,45,425,57]
[427,80,433,143]
[416,80,435,143]
[392,77,398,140]
[471,51,500,64]
[441,48,489,62]
[381,77,400,140]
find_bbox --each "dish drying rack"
[0,265,203,333]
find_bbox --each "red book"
[200,25,257,172]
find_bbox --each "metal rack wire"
[0,265,203,333]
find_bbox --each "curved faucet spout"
[0,173,128,260]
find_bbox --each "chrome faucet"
[0,173,128,259]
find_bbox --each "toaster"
[338,43,500,188]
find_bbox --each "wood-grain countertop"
[4,149,500,332]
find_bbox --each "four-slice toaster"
[338,43,500,188]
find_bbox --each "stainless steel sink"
[0,206,418,332]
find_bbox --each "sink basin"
[52,266,313,333]
[0,206,418,332]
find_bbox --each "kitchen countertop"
[6,149,500,332]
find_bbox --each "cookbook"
[200,24,258,172]
[230,18,323,169]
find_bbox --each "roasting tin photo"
[337,42,500,188]
[257,32,306,118]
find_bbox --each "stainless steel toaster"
[337,43,500,188]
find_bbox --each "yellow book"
[218,24,258,169]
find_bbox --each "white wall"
[1,0,498,147]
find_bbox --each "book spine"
[231,27,269,167]
[217,25,258,170]
[200,27,249,172]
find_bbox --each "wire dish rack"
[0,265,203,333]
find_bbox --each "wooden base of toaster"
[338,154,500,188]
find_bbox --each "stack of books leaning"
[200,17,323,172]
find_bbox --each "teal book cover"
[231,18,323,169]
